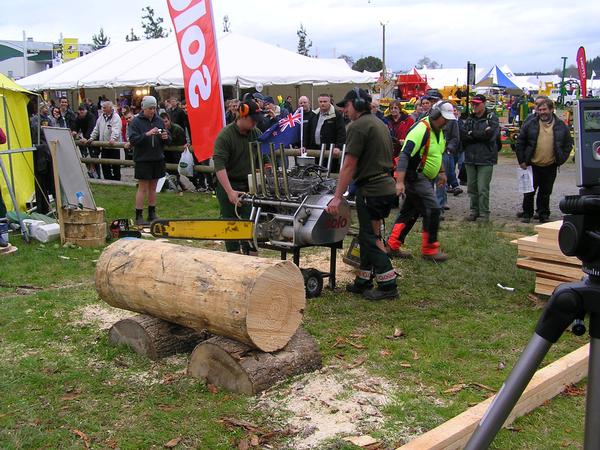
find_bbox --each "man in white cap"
[387,101,454,262]
[127,95,171,225]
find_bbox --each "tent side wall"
[0,88,34,212]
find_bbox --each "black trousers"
[100,147,121,181]
[522,164,557,219]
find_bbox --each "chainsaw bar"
[150,219,254,240]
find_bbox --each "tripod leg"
[585,317,600,449]
[466,284,581,449]
[464,334,552,450]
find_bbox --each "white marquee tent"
[18,33,376,91]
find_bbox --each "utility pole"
[22,30,27,77]
[380,22,386,80]
[559,56,568,107]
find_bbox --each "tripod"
[465,189,600,449]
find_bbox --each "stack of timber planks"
[514,220,584,295]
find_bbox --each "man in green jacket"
[327,88,398,300]
[460,94,500,222]
[213,100,262,254]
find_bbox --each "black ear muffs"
[352,87,371,112]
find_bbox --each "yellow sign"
[63,38,79,60]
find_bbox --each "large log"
[188,327,322,394]
[108,314,210,360]
[95,239,306,352]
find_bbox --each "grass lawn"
[0,184,587,449]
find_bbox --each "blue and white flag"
[258,107,303,154]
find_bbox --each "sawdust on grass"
[71,303,132,330]
[257,366,393,449]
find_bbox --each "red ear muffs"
[238,103,249,118]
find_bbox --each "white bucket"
[32,223,60,243]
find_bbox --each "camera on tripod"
[573,99,600,188]
[466,99,600,449]
[558,99,600,275]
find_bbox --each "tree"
[223,15,231,32]
[141,6,170,39]
[416,56,440,69]
[125,28,140,42]
[352,56,383,72]
[297,24,312,56]
[552,64,579,78]
[587,56,600,77]
[92,28,110,50]
[338,54,354,68]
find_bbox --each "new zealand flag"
[258,107,303,154]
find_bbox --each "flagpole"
[300,107,305,155]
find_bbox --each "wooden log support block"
[63,207,107,247]
[108,314,210,360]
[95,239,306,352]
[188,327,322,394]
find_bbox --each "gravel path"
[441,155,579,224]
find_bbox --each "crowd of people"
[213,88,574,300]
[22,87,573,268]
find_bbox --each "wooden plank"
[517,235,564,251]
[397,344,589,450]
[534,283,554,296]
[517,257,583,280]
[49,141,65,245]
[534,220,562,243]
[517,248,581,266]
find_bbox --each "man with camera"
[515,97,573,223]
[127,96,171,226]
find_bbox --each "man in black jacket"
[298,96,316,149]
[309,94,346,170]
[460,94,499,222]
[58,96,77,130]
[515,98,573,223]
[309,93,346,150]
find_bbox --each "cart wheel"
[302,268,323,298]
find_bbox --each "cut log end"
[108,314,210,360]
[247,260,306,352]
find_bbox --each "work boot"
[147,205,158,223]
[452,187,463,196]
[388,248,412,259]
[346,281,373,294]
[538,215,550,224]
[521,215,532,223]
[363,285,398,301]
[135,209,147,227]
[422,250,449,262]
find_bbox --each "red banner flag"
[167,0,225,161]
[577,46,587,99]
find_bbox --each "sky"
[1,0,599,74]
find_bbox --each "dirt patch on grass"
[300,249,356,284]
[257,366,393,449]
[71,303,132,330]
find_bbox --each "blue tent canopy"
[477,65,522,92]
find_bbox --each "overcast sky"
[1,0,599,73]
